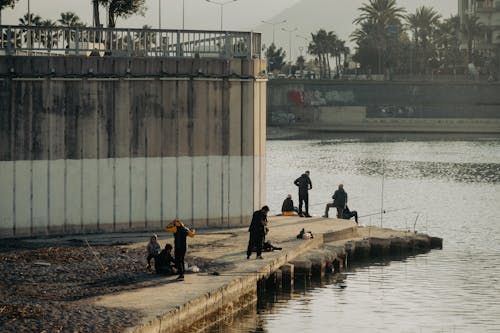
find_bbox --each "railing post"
[75,28,80,55]
[176,30,181,57]
[6,26,12,54]
[127,29,131,56]
[224,32,231,59]
[249,32,253,59]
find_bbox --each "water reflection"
[211,135,500,333]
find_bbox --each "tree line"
[266,0,497,78]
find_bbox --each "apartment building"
[459,0,500,50]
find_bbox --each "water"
[209,133,500,333]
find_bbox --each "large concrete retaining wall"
[0,56,267,238]
[268,80,500,133]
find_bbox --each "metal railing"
[0,25,261,59]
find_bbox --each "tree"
[435,15,463,73]
[461,14,485,65]
[265,43,286,72]
[92,0,100,27]
[0,0,19,26]
[406,6,441,74]
[58,11,85,27]
[353,0,406,74]
[19,12,42,26]
[97,0,146,28]
[40,19,59,49]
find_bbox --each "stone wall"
[0,56,267,238]
[268,80,500,133]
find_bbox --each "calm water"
[210,133,500,333]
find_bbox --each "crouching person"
[165,219,195,281]
[155,243,177,275]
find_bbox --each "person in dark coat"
[165,220,195,281]
[281,194,297,215]
[155,243,177,274]
[247,206,270,259]
[332,184,348,218]
[342,205,358,224]
[294,171,312,217]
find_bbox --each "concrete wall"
[267,80,500,133]
[0,56,267,238]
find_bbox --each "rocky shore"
[0,238,212,333]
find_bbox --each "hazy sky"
[1,0,457,59]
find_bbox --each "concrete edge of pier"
[89,217,442,333]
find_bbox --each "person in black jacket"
[155,243,177,274]
[333,184,348,218]
[247,206,270,259]
[164,220,195,281]
[281,194,297,215]
[294,171,312,217]
[342,205,358,223]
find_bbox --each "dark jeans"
[336,207,344,219]
[147,253,156,266]
[298,192,309,215]
[174,247,186,276]
[344,211,358,223]
[247,232,264,258]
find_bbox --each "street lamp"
[158,0,162,30]
[282,27,298,74]
[261,19,287,45]
[206,0,238,31]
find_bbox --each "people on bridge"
[281,194,298,216]
[165,220,195,281]
[323,184,348,219]
[294,171,312,217]
[342,205,358,224]
[247,206,270,259]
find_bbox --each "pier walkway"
[86,216,431,333]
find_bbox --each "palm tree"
[19,12,42,26]
[461,14,486,65]
[406,6,441,74]
[58,11,84,27]
[435,15,462,73]
[39,19,58,49]
[353,0,405,74]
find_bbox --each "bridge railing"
[0,25,261,59]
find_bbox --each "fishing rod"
[358,206,413,219]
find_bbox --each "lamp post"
[182,0,185,29]
[206,0,238,31]
[282,27,298,74]
[261,19,287,45]
[158,0,162,30]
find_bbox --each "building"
[459,0,500,51]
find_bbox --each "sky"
[1,0,458,60]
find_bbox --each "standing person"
[247,206,270,259]
[332,184,348,219]
[294,171,312,217]
[164,219,195,281]
[146,234,161,270]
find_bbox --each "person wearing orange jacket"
[164,219,195,281]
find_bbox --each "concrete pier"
[79,216,442,333]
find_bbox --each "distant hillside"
[255,0,457,61]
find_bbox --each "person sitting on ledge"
[342,205,358,224]
[281,194,298,216]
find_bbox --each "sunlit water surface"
[209,134,500,333]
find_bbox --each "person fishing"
[294,171,312,217]
[281,194,298,216]
[247,206,270,259]
[342,205,358,223]
[323,184,348,219]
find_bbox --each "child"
[165,220,195,281]
[155,243,176,275]
[146,234,161,270]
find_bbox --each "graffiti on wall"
[287,87,355,106]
